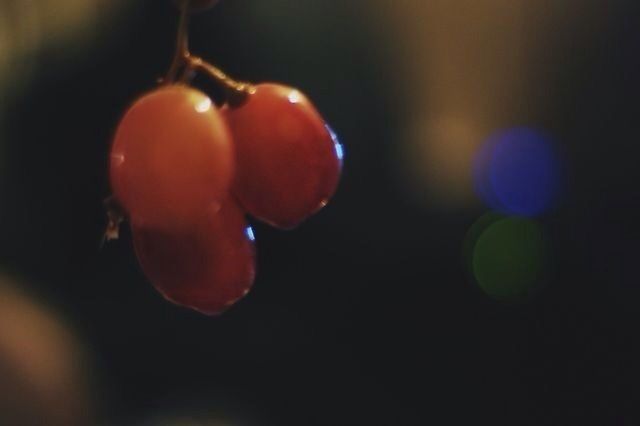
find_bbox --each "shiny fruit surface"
[132,200,256,315]
[110,85,233,229]
[223,83,343,229]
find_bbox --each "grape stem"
[164,0,190,83]
[164,0,253,106]
[184,56,255,106]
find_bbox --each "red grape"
[132,199,256,315]
[223,83,343,229]
[110,85,234,230]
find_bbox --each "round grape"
[223,83,343,229]
[110,85,234,230]
[132,199,256,315]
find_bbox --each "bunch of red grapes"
[107,0,343,315]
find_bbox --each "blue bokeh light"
[473,128,561,217]
[245,226,256,242]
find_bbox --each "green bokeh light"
[462,212,504,271]
[471,217,547,303]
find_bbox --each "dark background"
[1,0,640,424]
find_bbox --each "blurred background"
[0,0,638,424]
